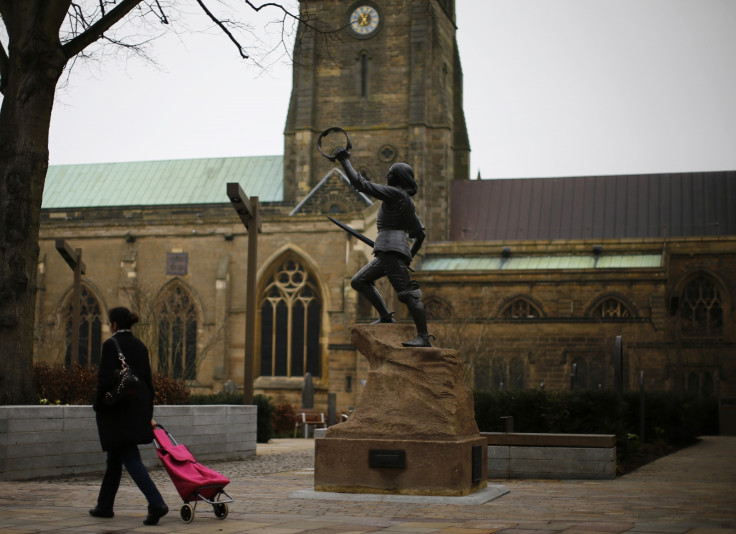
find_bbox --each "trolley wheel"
[213,502,229,520]
[180,503,194,523]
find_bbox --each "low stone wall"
[483,432,616,480]
[0,405,256,481]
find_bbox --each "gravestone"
[302,372,315,409]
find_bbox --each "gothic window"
[680,369,716,398]
[570,358,588,391]
[570,353,609,390]
[64,285,103,368]
[157,284,198,380]
[359,51,370,97]
[679,275,724,338]
[592,297,632,318]
[500,298,541,319]
[260,257,322,378]
[488,356,525,391]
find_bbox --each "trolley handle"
[152,423,180,449]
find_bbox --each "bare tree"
[429,310,491,389]
[0,1,300,404]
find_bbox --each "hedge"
[473,389,718,457]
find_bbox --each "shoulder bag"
[104,336,142,406]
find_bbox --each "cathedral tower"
[284,0,470,241]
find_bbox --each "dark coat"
[93,331,155,451]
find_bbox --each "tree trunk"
[0,7,67,404]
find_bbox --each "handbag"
[103,336,142,406]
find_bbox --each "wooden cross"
[227,183,261,405]
[55,240,86,366]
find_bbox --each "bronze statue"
[319,128,432,347]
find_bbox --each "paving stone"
[0,437,734,533]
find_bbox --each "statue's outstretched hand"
[334,147,350,162]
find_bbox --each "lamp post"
[55,240,86,365]
[227,183,261,405]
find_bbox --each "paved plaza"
[0,436,734,533]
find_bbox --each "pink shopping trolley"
[153,425,234,523]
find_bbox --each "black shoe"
[372,312,396,324]
[402,334,433,348]
[89,508,114,518]
[143,504,168,525]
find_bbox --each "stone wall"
[483,432,616,480]
[0,405,256,481]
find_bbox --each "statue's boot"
[360,285,396,323]
[401,298,432,347]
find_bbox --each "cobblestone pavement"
[0,436,734,533]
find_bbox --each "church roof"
[451,171,736,241]
[43,156,283,208]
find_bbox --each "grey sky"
[42,0,736,179]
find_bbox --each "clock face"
[349,5,380,37]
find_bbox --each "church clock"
[349,4,381,37]
[284,0,470,242]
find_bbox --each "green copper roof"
[43,156,283,208]
[418,254,662,271]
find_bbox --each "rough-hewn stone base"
[315,436,488,496]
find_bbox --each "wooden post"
[55,240,86,365]
[227,183,261,405]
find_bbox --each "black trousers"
[96,444,165,511]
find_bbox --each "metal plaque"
[369,449,406,469]
[166,252,188,275]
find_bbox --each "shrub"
[473,388,717,458]
[273,403,297,436]
[33,362,96,405]
[254,394,275,443]
[153,374,190,405]
[33,362,190,405]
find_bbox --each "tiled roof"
[43,156,283,208]
[451,171,736,241]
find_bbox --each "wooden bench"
[293,409,327,438]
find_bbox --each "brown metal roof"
[450,171,736,241]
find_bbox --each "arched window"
[489,356,525,391]
[680,275,724,338]
[359,50,370,97]
[570,358,588,391]
[260,256,322,378]
[680,369,716,398]
[500,298,542,319]
[592,297,632,318]
[157,284,198,380]
[64,284,103,368]
[570,353,609,390]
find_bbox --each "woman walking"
[90,306,168,525]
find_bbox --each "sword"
[327,217,414,271]
[328,216,374,247]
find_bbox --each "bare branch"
[195,0,248,59]
[62,0,144,60]
[152,0,169,24]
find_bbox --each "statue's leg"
[382,253,432,347]
[351,258,395,323]
[399,292,432,348]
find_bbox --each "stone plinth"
[314,324,487,495]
